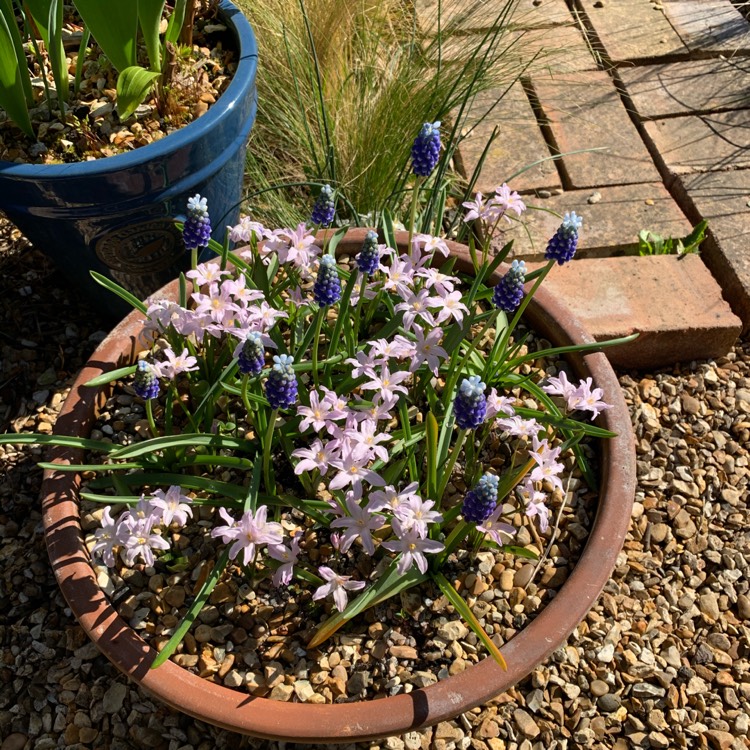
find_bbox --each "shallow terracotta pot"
[42,230,636,742]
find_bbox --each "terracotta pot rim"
[42,229,635,742]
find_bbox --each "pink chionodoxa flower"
[228,215,269,244]
[486,388,516,420]
[268,535,301,587]
[117,513,170,568]
[392,496,443,538]
[529,437,565,494]
[149,486,194,527]
[292,438,338,475]
[430,290,469,326]
[571,377,612,420]
[477,505,517,546]
[154,347,199,380]
[366,481,420,514]
[313,566,366,612]
[185,262,229,288]
[382,519,445,575]
[210,506,283,566]
[329,492,384,556]
[91,506,119,567]
[519,480,550,533]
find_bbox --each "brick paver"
[674,170,750,331]
[575,0,689,64]
[531,254,742,369]
[457,85,561,194]
[417,0,573,30]
[643,110,750,176]
[620,57,750,119]
[501,183,693,260]
[531,71,662,189]
[663,0,750,55]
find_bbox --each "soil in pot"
[0,4,239,164]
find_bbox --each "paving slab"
[417,0,573,30]
[673,170,750,331]
[457,85,561,193]
[620,57,750,120]
[575,0,689,64]
[643,110,750,176]
[528,255,742,369]
[501,183,693,260]
[532,71,662,189]
[429,24,595,75]
[502,25,598,75]
[663,0,750,55]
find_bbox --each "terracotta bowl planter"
[42,230,635,742]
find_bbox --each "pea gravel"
[1,222,749,750]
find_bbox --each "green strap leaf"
[116,66,160,119]
[111,433,254,460]
[151,547,231,669]
[84,364,137,388]
[138,0,165,72]
[0,433,115,452]
[73,0,138,73]
[433,571,507,670]
[0,6,34,136]
[90,271,148,314]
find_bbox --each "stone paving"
[456,0,750,363]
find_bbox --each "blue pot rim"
[0,0,257,178]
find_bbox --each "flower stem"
[436,428,468,507]
[145,398,158,438]
[263,408,279,496]
[407,178,422,253]
[311,307,325,388]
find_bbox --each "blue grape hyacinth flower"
[265,355,298,410]
[411,121,441,177]
[238,331,265,376]
[462,473,500,523]
[313,255,342,306]
[356,230,380,276]
[545,211,583,265]
[133,360,160,400]
[310,184,335,227]
[492,259,527,313]
[183,194,212,250]
[454,375,487,430]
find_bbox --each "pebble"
[513,709,540,739]
[102,683,127,714]
[591,679,609,697]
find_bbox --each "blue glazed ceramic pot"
[0,1,257,317]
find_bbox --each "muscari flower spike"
[462,473,500,523]
[545,211,583,265]
[313,255,342,306]
[265,354,298,410]
[183,194,212,250]
[454,375,487,430]
[356,230,380,276]
[310,184,335,227]
[238,331,265,376]
[411,121,441,177]
[134,360,160,400]
[492,259,527,313]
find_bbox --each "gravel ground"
[1,224,749,750]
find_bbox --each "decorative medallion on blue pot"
[0,0,257,318]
